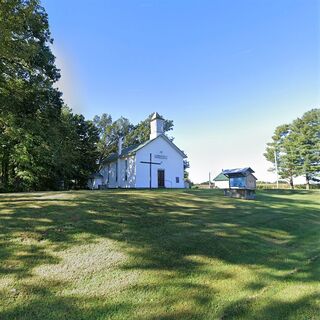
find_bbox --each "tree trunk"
[1,153,9,191]
[289,177,294,189]
[306,175,310,190]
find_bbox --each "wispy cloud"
[52,44,87,114]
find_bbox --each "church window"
[176,177,180,183]
[125,159,128,181]
[116,162,118,182]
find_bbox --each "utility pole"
[208,172,211,189]
[274,150,279,189]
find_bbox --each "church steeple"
[150,112,164,140]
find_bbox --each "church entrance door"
[158,169,165,188]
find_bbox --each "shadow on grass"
[1,280,133,320]
[0,189,319,319]
[220,292,320,320]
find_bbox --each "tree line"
[264,109,320,189]
[0,0,180,192]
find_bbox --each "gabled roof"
[89,172,103,179]
[222,167,255,177]
[151,112,163,120]
[213,173,229,181]
[104,134,187,163]
[104,153,118,163]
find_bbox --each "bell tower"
[150,112,164,140]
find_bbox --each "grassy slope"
[0,189,319,320]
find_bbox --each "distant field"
[0,189,319,320]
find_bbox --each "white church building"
[88,112,187,189]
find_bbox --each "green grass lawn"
[0,189,319,320]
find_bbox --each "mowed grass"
[0,189,319,320]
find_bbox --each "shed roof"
[213,173,229,181]
[222,167,255,177]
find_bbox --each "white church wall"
[135,136,185,188]
[117,156,136,188]
[99,156,136,188]
[107,161,118,188]
[99,165,109,185]
[94,177,103,189]
[87,177,103,190]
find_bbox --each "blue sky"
[43,0,319,183]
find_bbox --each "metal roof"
[213,173,229,181]
[151,112,163,120]
[104,153,118,163]
[104,134,187,164]
[222,167,255,177]
[89,172,103,179]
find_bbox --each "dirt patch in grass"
[35,238,140,297]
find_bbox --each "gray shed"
[221,167,257,199]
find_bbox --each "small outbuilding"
[213,172,229,189]
[88,172,103,190]
[222,167,257,190]
[215,167,257,199]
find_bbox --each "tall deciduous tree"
[264,124,299,189]
[0,1,100,191]
[264,108,320,189]
[0,0,63,191]
[56,107,99,189]
[291,109,320,188]
[93,114,133,169]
